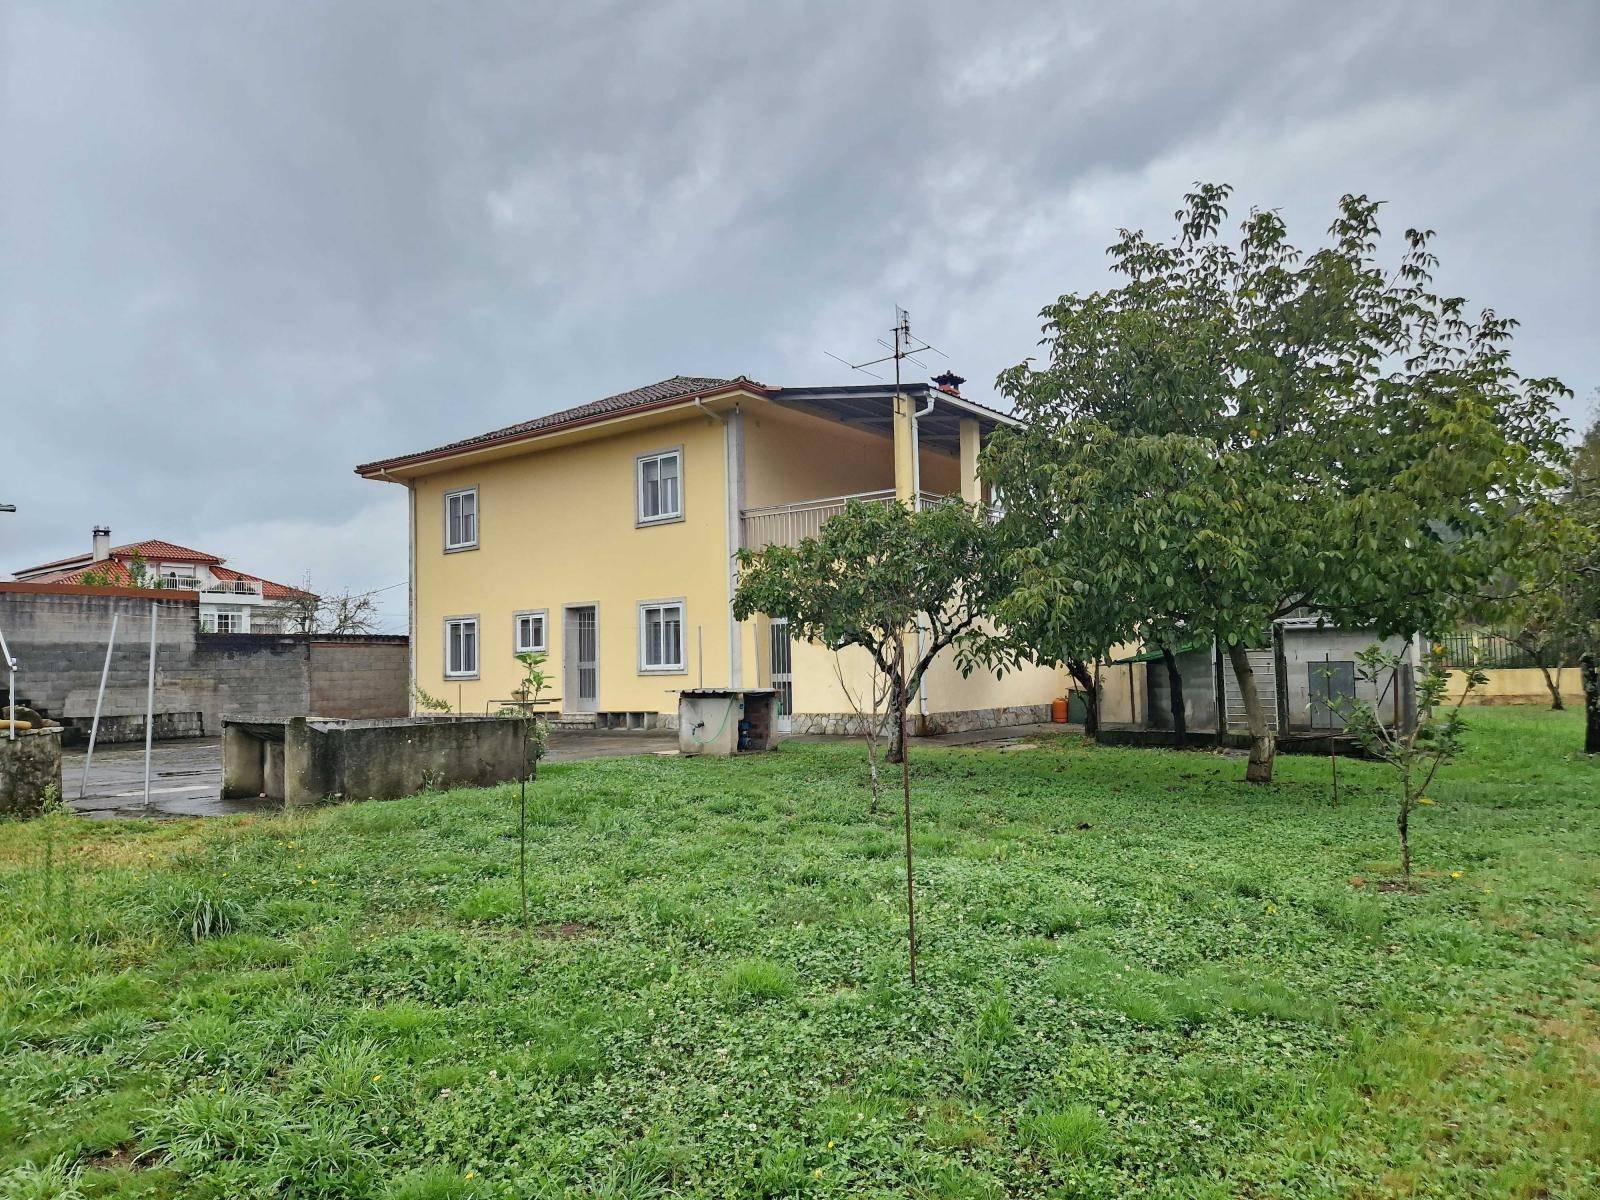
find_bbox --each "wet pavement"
[64,737,276,821]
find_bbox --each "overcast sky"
[4,2,1596,630]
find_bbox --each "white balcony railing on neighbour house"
[740,489,951,551]
[202,580,263,596]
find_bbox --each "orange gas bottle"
[1050,697,1069,724]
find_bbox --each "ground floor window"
[514,610,547,654]
[445,616,479,678]
[204,607,245,633]
[638,601,685,673]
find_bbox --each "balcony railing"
[740,489,949,550]
[202,580,263,596]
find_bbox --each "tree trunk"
[1160,646,1187,749]
[887,670,909,765]
[1537,662,1565,711]
[1398,797,1412,880]
[1225,641,1275,784]
[1066,659,1099,739]
[1582,653,1599,755]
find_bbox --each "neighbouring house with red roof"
[12,528,314,633]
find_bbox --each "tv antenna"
[824,305,946,394]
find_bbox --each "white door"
[769,619,793,733]
[565,606,599,713]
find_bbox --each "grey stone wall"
[787,703,1051,737]
[0,728,63,817]
[0,590,408,742]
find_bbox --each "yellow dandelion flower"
[813,1169,824,1179]
[1266,903,1278,914]
[1450,871,1462,879]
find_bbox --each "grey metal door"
[769,618,793,732]
[565,606,598,712]
[1308,660,1355,729]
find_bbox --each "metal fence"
[1438,629,1580,669]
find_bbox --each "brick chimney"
[933,371,966,397]
[92,527,111,562]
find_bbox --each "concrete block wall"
[0,587,408,742]
[309,639,409,718]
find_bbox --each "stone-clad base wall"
[788,703,1052,737]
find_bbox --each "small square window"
[445,617,479,678]
[637,450,683,524]
[513,610,547,654]
[639,601,685,673]
[445,487,478,551]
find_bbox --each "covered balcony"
[741,489,951,551]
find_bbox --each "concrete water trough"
[223,714,530,807]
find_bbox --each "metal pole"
[143,602,157,807]
[0,624,14,741]
[80,612,119,798]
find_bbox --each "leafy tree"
[734,497,1014,985]
[734,497,1015,764]
[988,185,1570,782]
[1566,406,1600,750]
[1331,646,1486,883]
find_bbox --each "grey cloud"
[4,1,1596,626]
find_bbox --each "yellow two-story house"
[356,374,1062,734]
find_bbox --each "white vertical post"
[143,601,158,807]
[80,612,119,798]
[1,625,14,742]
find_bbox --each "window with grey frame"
[639,601,684,672]
[445,617,479,677]
[637,450,682,524]
[444,487,478,550]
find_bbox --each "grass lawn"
[2,707,1597,1199]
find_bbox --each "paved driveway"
[64,737,274,820]
[64,728,683,819]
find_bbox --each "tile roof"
[16,542,311,600]
[356,375,756,474]
[18,539,223,575]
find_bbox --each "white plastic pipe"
[143,602,157,807]
[80,612,119,798]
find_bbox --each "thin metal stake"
[143,602,157,808]
[80,612,119,799]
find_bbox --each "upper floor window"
[445,616,479,678]
[639,600,685,673]
[445,487,478,551]
[637,449,683,525]
[513,610,547,654]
